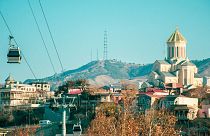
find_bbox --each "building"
[159,95,198,120]
[137,93,164,112]
[30,82,53,100]
[137,88,169,112]
[203,76,210,87]
[31,82,50,92]
[140,82,153,92]
[198,105,210,118]
[0,75,37,109]
[148,28,203,89]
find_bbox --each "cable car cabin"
[7,46,21,63]
[72,124,82,135]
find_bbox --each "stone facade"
[148,28,203,88]
[0,75,37,109]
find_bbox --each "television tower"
[103,30,108,60]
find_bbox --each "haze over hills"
[24,58,210,88]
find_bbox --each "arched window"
[177,47,179,57]
[168,46,170,58]
[171,47,174,57]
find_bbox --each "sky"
[0,0,210,83]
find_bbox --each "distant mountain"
[192,58,210,77]
[24,58,210,88]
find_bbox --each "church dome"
[167,28,187,43]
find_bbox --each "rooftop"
[182,61,195,66]
[162,72,176,77]
[167,28,187,43]
[195,73,202,78]
[156,60,170,65]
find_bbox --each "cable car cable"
[0,10,37,79]
[39,0,64,72]
[28,0,56,74]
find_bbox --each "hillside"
[24,58,210,88]
[24,60,151,87]
[192,58,210,77]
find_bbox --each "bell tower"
[167,28,187,61]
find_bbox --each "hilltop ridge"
[24,58,210,88]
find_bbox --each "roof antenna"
[91,48,93,62]
[97,49,99,61]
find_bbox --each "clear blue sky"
[0,0,210,83]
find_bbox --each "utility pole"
[62,96,67,136]
[86,93,88,117]
[28,108,30,126]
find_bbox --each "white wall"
[175,97,198,108]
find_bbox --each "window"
[171,47,174,57]
[184,69,187,85]
[177,47,179,57]
[168,46,170,58]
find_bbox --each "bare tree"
[86,90,178,136]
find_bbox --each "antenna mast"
[103,30,108,60]
[97,49,99,61]
[91,49,93,62]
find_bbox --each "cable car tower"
[7,36,21,63]
[52,95,77,136]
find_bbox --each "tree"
[183,86,210,99]
[0,111,13,127]
[86,90,178,136]
[138,109,177,136]
[55,79,89,95]
[7,126,38,136]
[86,103,119,136]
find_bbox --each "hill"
[24,58,210,88]
[192,58,210,77]
[24,60,151,87]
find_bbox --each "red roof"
[68,89,82,95]
[147,87,165,93]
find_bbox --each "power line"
[0,10,37,79]
[39,0,64,72]
[27,0,56,74]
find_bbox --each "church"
[148,28,203,88]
